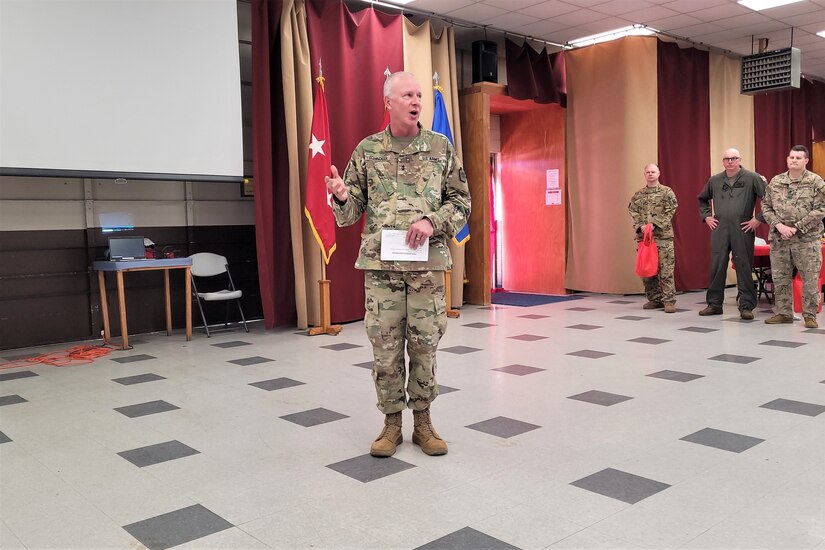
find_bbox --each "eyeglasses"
[722,157,740,162]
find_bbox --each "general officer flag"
[304,75,336,264]
[432,85,469,246]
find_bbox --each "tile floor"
[1,290,824,549]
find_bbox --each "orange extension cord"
[0,344,119,370]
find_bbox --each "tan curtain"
[709,52,755,285]
[281,0,315,328]
[709,52,755,176]
[565,36,658,293]
[402,19,466,308]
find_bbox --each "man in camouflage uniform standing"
[762,145,825,329]
[628,164,678,312]
[326,72,471,457]
[697,148,766,319]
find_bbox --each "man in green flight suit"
[326,71,471,457]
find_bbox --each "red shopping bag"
[635,223,659,277]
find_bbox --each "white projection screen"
[0,0,243,182]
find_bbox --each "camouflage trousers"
[769,239,823,318]
[641,238,676,303]
[364,270,447,414]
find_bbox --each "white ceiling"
[391,0,825,82]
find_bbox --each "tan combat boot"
[664,302,676,313]
[370,412,403,457]
[412,408,448,456]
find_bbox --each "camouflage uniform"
[761,169,825,319]
[628,184,678,303]
[698,168,767,311]
[332,124,471,414]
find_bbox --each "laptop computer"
[109,236,147,261]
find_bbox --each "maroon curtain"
[657,40,710,291]
[504,39,566,107]
[306,0,403,323]
[251,0,297,328]
[754,81,812,181]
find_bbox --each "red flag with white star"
[304,75,336,264]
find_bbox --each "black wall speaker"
[472,40,497,84]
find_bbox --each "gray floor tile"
[111,354,156,364]
[321,342,363,351]
[760,398,825,417]
[608,300,635,304]
[463,322,497,328]
[0,431,11,444]
[210,341,252,348]
[114,400,180,418]
[680,326,719,333]
[112,373,166,386]
[508,334,547,341]
[353,361,373,369]
[122,504,233,550]
[567,390,632,406]
[567,307,595,311]
[1,352,40,361]
[680,427,765,453]
[437,384,459,394]
[415,527,520,549]
[0,395,28,407]
[280,407,349,427]
[805,328,825,334]
[567,324,602,330]
[628,337,671,345]
[249,377,304,391]
[118,440,200,467]
[326,454,416,483]
[566,349,614,359]
[709,354,760,364]
[465,416,541,439]
[571,468,671,504]
[0,370,38,382]
[227,356,274,366]
[758,340,806,348]
[616,315,649,321]
[492,364,546,376]
[646,370,704,382]
[441,346,482,354]
[517,314,549,319]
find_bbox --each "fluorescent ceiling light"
[359,0,415,7]
[737,0,804,11]
[568,25,656,47]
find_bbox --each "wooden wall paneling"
[500,105,567,294]
[459,88,491,305]
[814,141,824,176]
[0,224,260,350]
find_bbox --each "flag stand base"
[309,279,342,336]
[445,270,460,318]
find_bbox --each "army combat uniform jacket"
[332,125,471,272]
[628,184,678,241]
[762,170,825,244]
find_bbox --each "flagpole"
[307,60,341,336]
[433,72,461,319]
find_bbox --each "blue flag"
[432,86,469,246]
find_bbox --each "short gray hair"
[383,71,418,97]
